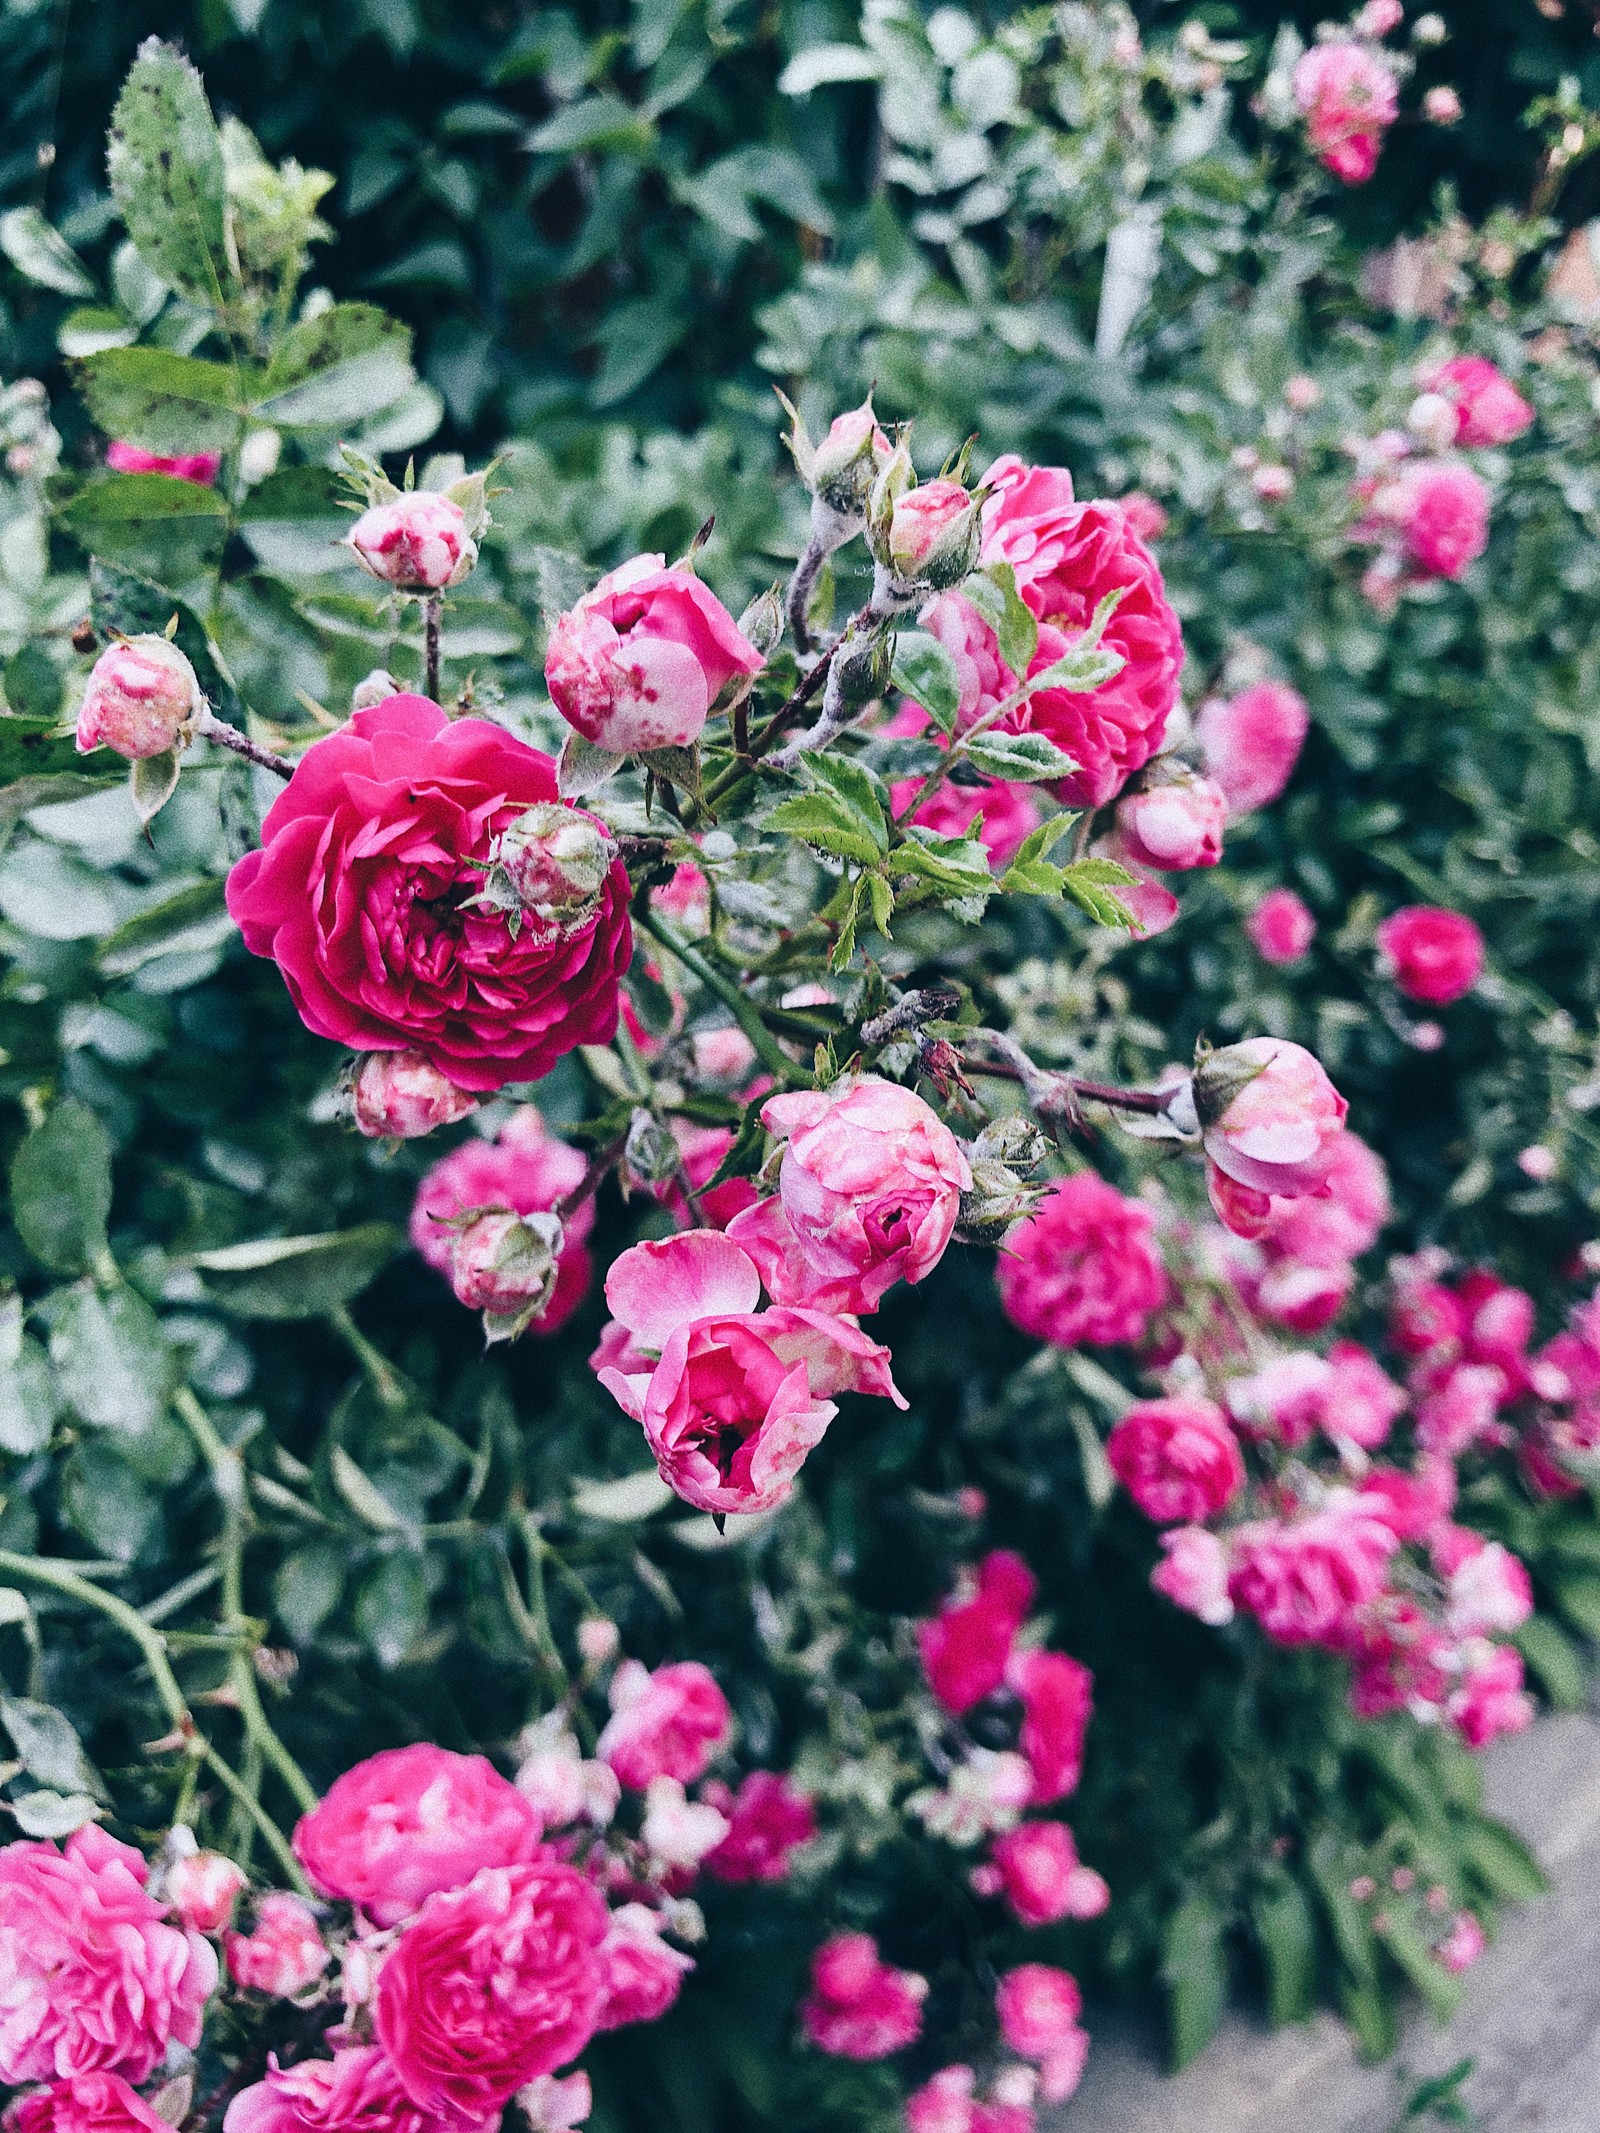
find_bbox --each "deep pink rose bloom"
[1293,41,1398,184]
[545,555,764,753]
[996,1964,1089,2102]
[1395,462,1491,579]
[0,1827,216,2086]
[226,696,632,1093]
[225,1894,327,1998]
[917,1551,1037,1716]
[1225,1351,1335,1449]
[1107,1396,1245,1524]
[920,457,1184,808]
[800,1934,926,2060]
[905,2065,1039,2133]
[1390,1277,1467,1357]
[1151,1526,1234,1624]
[1358,1458,1456,1543]
[106,439,221,485]
[1195,681,1309,817]
[593,1905,694,2030]
[1456,1269,1535,1373]
[1261,1130,1389,1266]
[1376,906,1484,1003]
[293,1743,546,1929]
[1246,887,1316,965]
[1422,356,1534,448]
[374,1862,608,2125]
[755,1076,971,1311]
[1229,1507,1399,1648]
[1415,1360,1505,1458]
[596,1231,907,1512]
[987,1823,1108,1927]
[1448,1644,1533,1749]
[349,494,473,592]
[6,2073,167,2133]
[410,1106,593,1335]
[703,1772,818,1883]
[1113,767,1227,871]
[996,1174,1167,1350]
[596,1658,731,1790]
[1195,1038,1348,1198]
[1320,1341,1407,1449]
[1006,1648,1093,1806]
[223,2047,481,2133]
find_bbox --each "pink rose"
[349,492,475,591]
[995,1965,1089,2103]
[1108,1396,1245,1523]
[5,2074,167,2133]
[1320,1342,1407,1449]
[1448,1644,1533,1749]
[1117,491,1168,542]
[165,1848,247,1936]
[1246,887,1316,965]
[593,1904,694,2030]
[76,637,201,761]
[375,1862,607,2123]
[1151,1527,1234,1625]
[702,1771,818,1883]
[1376,906,1484,1003]
[881,478,984,588]
[1229,1506,1399,1648]
[888,768,1041,869]
[411,1107,592,1336]
[596,1658,731,1790]
[1194,1038,1349,1198]
[905,2065,1039,2133]
[752,1076,971,1311]
[996,1174,1167,1350]
[545,555,763,753]
[1434,1911,1486,1974]
[595,1231,907,1512]
[1359,1458,1456,1542]
[224,2048,480,2133]
[1438,1533,1532,1636]
[106,440,221,485]
[1250,1257,1355,1334]
[1094,838,1180,937]
[1457,1270,1536,1374]
[1261,1130,1390,1265]
[0,1827,216,2087]
[293,1743,546,1929]
[349,1050,477,1140]
[1415,1361,1504,1458]
[1006,1648,1093,1806]
[226,1894,328,1999]
[1195,681,1309,817]
[1390,1278,1466,1356]
[1225,1352,1335,1449]
[800,1934,927,2059]
[226,696,632,1093]
[1422,356,1534,448]
[1113,764,1227,871]
[1395,462,1491,579]
[1293,41,1398,184]
[986,1823,1108,1927]
[918,1551,1038,1716]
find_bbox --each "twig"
[964,1027,1174,1128]
[195,707,294,782]
[860,986,962,1047]
[637,910,801,1086]
[786,534,828,656]
[423,593,444,704]
[554,1132,630,1222]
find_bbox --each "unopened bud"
[1284,374,1321,412]
[809,400,891,520]
[1422,84,1462,125]
[577,1616,621,1664]
[348,491,476,592]
[76,636,202,762]
[829,618,896,710]
[449,1207,565,1338]
[1114,758,1227,871]
[166,1848,247,1936]
[969,1115,1050,1172]
[1251,463,1294,502]
[868,470,983,597]
[1412,11,1448,42]
[344,1048,477,1139]
[737,585,786,658]
[470,802,618,941]
[1193,1036,1348,1198]
[958,1161,1049,1243]
[624,1106,680,1188]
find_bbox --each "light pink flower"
[1262,1131,1390,1265]
[1440,1535,1533,1636]
[1007,1649,1093,1806]
[702,1772,818,1883]
[800,1934,927,2059]
[1293,41,1398,184]
[1376,906,1484,1003]
[545,555,764,753]
[223,2047,482,2133]
[76,637,201,761]
[1229,1507,1399,1648]
[1359,1459,1457,1542]
[226,1895,328,1998]
[639,1776,730,1869]
[1448,1644,1533,1749]
[519,2072,592,2133]
[1321,1341,1407,1449]
[883,479,983,584]
[1251,1257,1355,1335]
[1117,491,1168,542]
[904,2065,1038,2133]
[1195,1039,1348,1198]
[995,1965,1089,2103]
[349,493,474,591]
[106,440,221,486]
[350,1050,477,1140]
[1422,356,1533,447]
[918,1551,1038,1716]
[165,1848,246,1936]
[596,1658,731,1790]
[593,1904,694,2030]
[1246,887,1316,964]
[1415,1361,1504,1457]
[1195,681,1309,817]
[1152,1527,1234,1625]
[1224,1352,1335,1449]
[1108,1396,1245,1521]
[987,1823,1108,1927]
[410,1108,593,1336]
[6,2073,168,2133]
[0,1827,216,2086]
[996,1174,1167,1350]
[1113,765,1228,871]
[293,1743,545,1929]
[1434,1911,1486,1973]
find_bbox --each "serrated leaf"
[0,1698,107,1800]
[8,1791,102,1839]
[0,207,96,297]
[770,755,890,865]
[72,346,248,458]
[639,743,701,797]
[865,870,895,936]
[999,811,1079,898]
[107,39,231,305]
[191,1225,401,1319]
[62,474,229,531]
[984,560,1038,679]
[265,302,412,394]
[890,632,961,733]
[557,732,624,799]
[960,730,1080,782]
[829,874,866,972]
[892,826,994,898]
[330,1444,409,1530]
[1059,858,1139,930]
[572,1469,675,1522]
[10,1099,112,1275]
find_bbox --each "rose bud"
[867,450,984,600]
[348,491,476,591]
[1193,1037,1348,1199]
[345,1049,477,1139]
[1375,905,1484,1004]
[468,802,619,942]
[1113,761,1228,871]
[76,636,202,761]
[785,396,891,524]
[449,1208,566,1335]
[226,1892,329,1998]
[165,1846,247,1936]
[1246,886,1316,966]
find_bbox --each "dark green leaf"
[59,1440,160,1561]
[107,39,231,304]
[10,1100,112,1275]
[3,646,64,724]
[97,880,229,976]
[1514,1615,1586,1708]
[192,1225,402,1319]
[72,347,249,456]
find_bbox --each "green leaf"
[1514,1615,1585,1708]
[1553,1569,1600,1639]
[959,730,1080,782]
[90,560,245,728]
[970,561,1037,678]
[0,208,96,297]
[8,1791,103,1839]
[50,1285,170,1437]
[892,826,994,899]
[1252,1872,1317,2028]
[60,1440,160,1561]
[778,43,883,95]
[526,95,656,157]
[330,1444,410,1530]
[771,756,892,866]
[1309,1835,1377,1989]
[3,645,64,724]
[572,1469,676,1522]
[1373,1909,1463,2024]
[10,1100,112,1275]
[1460,1818,1547,1903]
[829,874,867,973]
[264,302,411,393]
[274,1544,344,1645]
[107,38,231,305]
[98,879,230,976]
[890,631,962,733]
[355,1553,428,1669]
[62,474,229,531]
[130,750,183,829]
[865,870,895,936]
[72,347,249,457]
[0,1340,58,1456]
[999,811,1079,898]
[0,1698,107,1800]
[0,712,96,785]
[191,1225,401,1318]
[257,307,416,428]
[1161,1893,1227,2070]
[1059,856,1139,930]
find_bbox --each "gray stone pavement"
[1053,1713,1600,2133]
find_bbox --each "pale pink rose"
[800,1934,927,2059]
[1117,491,1168,542]
[756,1077,970,1310]
[1285,374,1321,413]
[995,1965,1089,2103]
[1006,1649,1093,1807]
[1440,1535,1533,1636]
[996,1174,1167,1350]
[106,439,221,486]
[1320,1341,1407,1449]
[0,1827,216,2086]
[723,1194,883,1315]
[986,1823,1108,1927]
[226,1894,328,1998]
[1448,1644,1533,1749]
[904,2066,1039,2133]
[882,479,982,586]
[519,2072,592,2133]
[545,555,764,753]
[1194,681,1309,817]
[1107,1396,1245,1520]
[1415,1361,1504,1457]
[1262,1131,1390,1265]
[349,493,475,591]
[293,1743,545,1929]
[702,1772,818,1884]
[1195,1038,1348,1198]
[1206,1163,1275,1240]
[1354,0,1403,33]
[410,1107,593,1336]
[1224,1355,1334,1450]
[1293,41,1398,184]
[596,1658,731,1790]
[514,1734,619,1831]
[918,1551,1038,1716]
[1114,765,1227,871]
[1229,1506,1399,1647]
[1422,355,1533,447]
[593,1904,694,2030]
[350,1050,477,1139]
[76,637,201,761]
[640,1776,730,1869]
[6,2073,168,2133]
[1152,1527,1234,1625]
[1423,85,1463,125]
[1251,1256,1355,1334]
[374,1863,608,2124]
[1434,1911,1486,1974]
[1518,1144,1558,1181]
[595,1231,906,1513]
[1376,906,1484,1002]
[165,1848,247,1936]
[1246,887,1316,965]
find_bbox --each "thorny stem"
[423,593,444,705]
[195,706,295,782]
[554,1132,630,1223]
[965,1027,1174,1124]
[785,534,828,657]
[637,910,802,1086]
[694,599,878,819]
